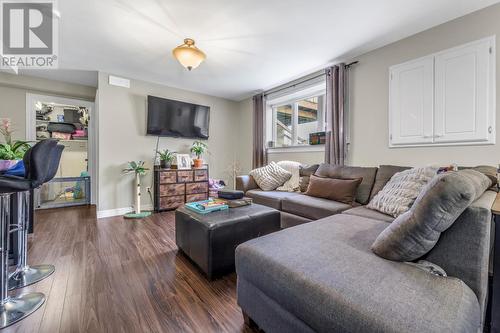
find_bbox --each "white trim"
[97,207,133,219]
[26,93,98,205]
[267,145,325,154]
[267,82,326,106]
[97,204,154,219]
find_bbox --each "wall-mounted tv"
[146,95,210,139]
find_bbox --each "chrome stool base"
[0,292,45,328]
[9,265,55,291]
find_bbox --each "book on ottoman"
[185,199,229,214]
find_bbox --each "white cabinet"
[389,56,434,145]
[389,36,495,147]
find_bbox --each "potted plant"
[0,119,30,172]
[122,161,151,219]
[156,149,176,169]
[190,141,207,168]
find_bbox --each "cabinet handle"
[489,126,493,134]
[434,134,443,138]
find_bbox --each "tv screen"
[146,96,210,139]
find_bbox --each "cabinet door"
[389,56,434,146]
[434,38,495,144]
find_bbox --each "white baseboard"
[97,204,154,219]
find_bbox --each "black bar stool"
[9,142,64,290]
[0,139,57,328]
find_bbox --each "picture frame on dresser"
[176,154,192,170]
[154,166,209,212]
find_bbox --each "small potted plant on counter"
[157,149,176,169]
[190,141,207,168]
[0,118,30,172]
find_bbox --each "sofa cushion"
[315,163,377,205]
[281,194,352,220]
[305,175,362,204]
[369,165,411,200]
[280,211,313,229]
[236,215,480,333]
[299,164,320,192]
[367,166,438,218]
[342,206,394,223]
[372,169,492,261]
[250,161,292,191]
[246,189,302,210]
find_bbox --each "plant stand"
[124,173,151,219]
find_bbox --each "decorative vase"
[193,159,203,168]
[0,160,19,172]
[160,160,171,169]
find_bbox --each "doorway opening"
[26,94,96,209]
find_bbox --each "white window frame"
[266,82,326,152]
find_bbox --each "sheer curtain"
[325,63,348,165]
[252,93,267,168]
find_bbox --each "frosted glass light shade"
[172,38,206,71]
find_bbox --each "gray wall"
[97,72,243,213]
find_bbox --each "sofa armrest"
[425,190,496,323]
[236,175,259,193]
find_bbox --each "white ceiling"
[20,0,500,100]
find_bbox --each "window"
[268,87,326,148]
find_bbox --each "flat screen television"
[146,95,210,139]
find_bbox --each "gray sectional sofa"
[235,163,496,332]
[237,164,406,228]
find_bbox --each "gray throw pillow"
[371,169,492,261]
[299,164,319,192]
[367,166,438,217]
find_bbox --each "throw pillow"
[371,169,492,261]
[314,163,378,205]
[276,160,301,192]
[305,175,363,204]
[299,164,319,192]
[367,166,438,218]
[249,161,292,191]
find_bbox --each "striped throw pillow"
[250,162,292,191]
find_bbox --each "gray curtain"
[325,64,348,165]
[252,93,267,168]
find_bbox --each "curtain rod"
[263,61,359,97]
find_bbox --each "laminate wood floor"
[4,206,257,333]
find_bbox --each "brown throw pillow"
[305,175,363,204]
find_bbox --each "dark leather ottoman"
[175,204,280,279]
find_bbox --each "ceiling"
[20,0,500,100]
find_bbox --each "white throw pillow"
[276,160,301,192]
[367,166,438,217]
[250,161,292,191]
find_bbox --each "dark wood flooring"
[4,206,257,333]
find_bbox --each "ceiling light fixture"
[172,38,206,71]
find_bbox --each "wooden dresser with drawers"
[154,167,209,212]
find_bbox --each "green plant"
[0,118,30,160]
[156,149,176,162]
[0,141,30,160]
[123,161,149,176]
[190,141,208,159]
